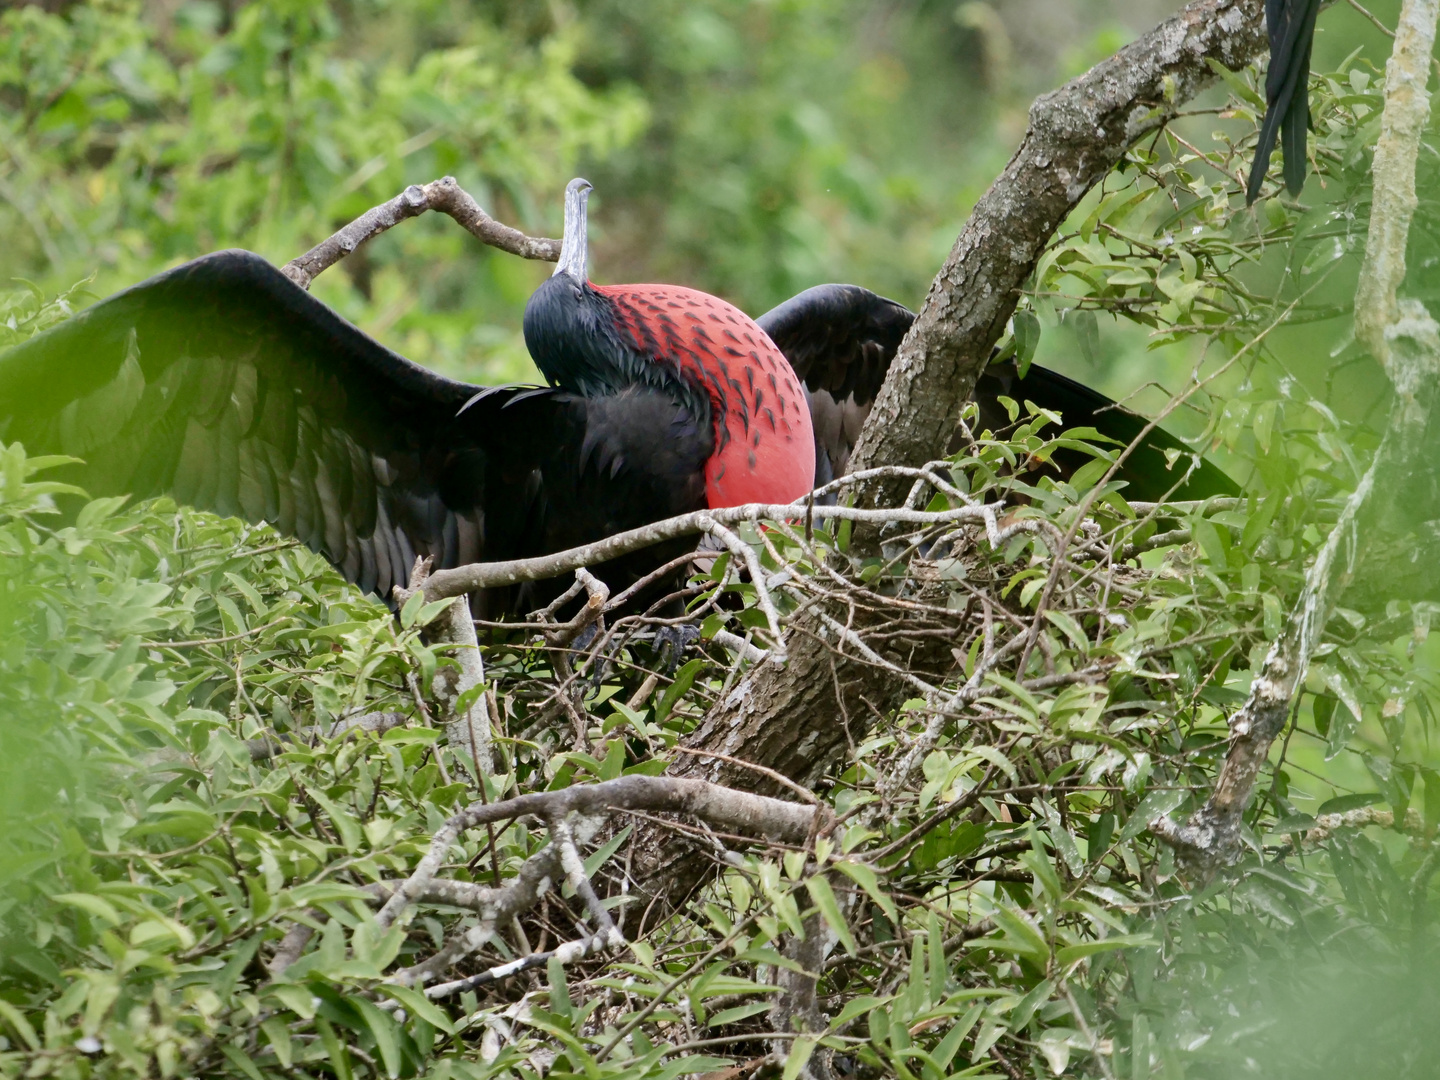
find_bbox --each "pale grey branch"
[280,176,560,290]
[1152,1,1440,870]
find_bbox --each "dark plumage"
[1247,0,1323,203]
[0,192,1232,624]
[0,250,710,616]
[758,285,1237,502]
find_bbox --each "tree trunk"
[633,0,1271,902]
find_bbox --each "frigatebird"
[1246,0,1323,203]
[0,178,1231,621]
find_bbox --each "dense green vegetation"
[4,1,1440,1078]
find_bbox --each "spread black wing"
[0,251,711,615]
[975,358,1238,501]
[758,284,1237,501]
[1246,0,1322,203]
[757,284,911,486]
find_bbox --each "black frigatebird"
[0,179,1232,622]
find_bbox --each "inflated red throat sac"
[522,178,815,510]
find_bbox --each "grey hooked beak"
[553,178,593,281]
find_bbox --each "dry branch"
[395,556,492,774]
[417,498,998,602]
[374,775,820,932]
[279,176,560,290]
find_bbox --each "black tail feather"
[1246,0,1322,203]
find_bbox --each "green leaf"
[1013,309,1041,376]
[52,892,122,926]
[783,1036,817,1080]
[221,1043,267,1080]
[584,824,633,878]
[1205,56,1267,108]
[1119,788,1185,842]
[831,859,897,922]
[928,911,947,1003]
[377,985,455,1034]
[1072,309,1100,365]
[316,1016,355,1080]
[1045,609,1091,651]
[351,996,405,1079]
[1056,934,1155,966]
[1038,1028,1073,1075]
[267,983,318,1019]
[261,1017,295,1069]
[548,956,573,1024]
[1008,978,1055,1032]
[0,1000,39,1051]
[967,744,1019,782]
[805,874,856,956]
[708,1002,773,1027]
[305,787,364,852]
[1316,792,1384,816]
[655,658,703,724]
[1191,517,1227,567]
[828,994,887,1031]
[399,589,426,629]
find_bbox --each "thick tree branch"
[846,0,1266,497]
[1354,0,1440,365]
[628,0,1271,908]
[280,176,560,290]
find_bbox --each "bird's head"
[554,177,593,283]
[525,177,624,395]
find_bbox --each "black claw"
[652,623,701,675]
[571,620,609,692]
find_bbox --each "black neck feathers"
[522,275,708,422]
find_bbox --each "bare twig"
[392,846,562,986]
[418,931,613,1000]
[708,519,787,661]
[376,775,819,931]
[395,557,492,775]
[670,747,821,806]
[419,501,994,602]
[280,176,559,290]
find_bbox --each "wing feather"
[0,250,541,601]
[757,284,1236,500]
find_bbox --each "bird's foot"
[651,623,701,675]
[570,620,611,692]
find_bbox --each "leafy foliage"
[3,3,1440,1080]
[0,0,645,384]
